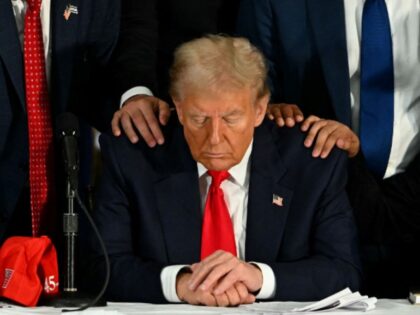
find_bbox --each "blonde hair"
[169,35,269,101]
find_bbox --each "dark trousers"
[347,152,420,298]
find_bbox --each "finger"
[244,294,256,304]
[198,257,238,291]
[280,106,296,127]
[301,115,321,132]
[224,286,241,306]
[234,282,249,304]
[271,105,286,127]
[189,252,236,291]
[276,116,285,127]
[270,107,285,127]
[213,267,240,295]
[197,292,217,306]
[336,136,351,151]
[293,106,304,122]
[111,111,122,136]
[158,100,171,126]
[188,251,227,290]
[190,263,199,272]
[312,124,339,157]
[141,103,165,145]
[337,135,358,158]
[320,133,341,159]
[120,113,139,143]
[303,119,328,148]
[125,111,157,147]
[348,136,361,158]
[214,293,230,307]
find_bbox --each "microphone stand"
[47,152,106,309]
[46,176,108,310]
[63,180,78,295]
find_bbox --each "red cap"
[0,236,59,306]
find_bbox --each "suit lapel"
[307,0,352,126]
[154,129,202,264]
[0,0,25,109]
[245,124,293,262]
[51,0,79,114]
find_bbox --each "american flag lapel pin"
[64,4,78,21]
[272,194,284,207]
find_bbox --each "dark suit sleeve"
[112,0,158,98]
[267,152,362,301]
[89,135,166,303]
[237,0,282,102]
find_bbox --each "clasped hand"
[176,250,262,306]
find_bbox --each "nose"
[209,117,222,145]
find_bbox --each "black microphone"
[56,113,80,190]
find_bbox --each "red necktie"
[24,0,55,236]
[200,171,237,260]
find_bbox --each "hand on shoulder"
[112,94,171,147]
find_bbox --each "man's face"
[174,87,268,171]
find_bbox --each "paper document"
[246,288,377,313]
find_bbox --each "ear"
[254,93,269,127]
[173,99,184,125]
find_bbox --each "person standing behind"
[111,0,240,147]
[0,0,119,244]
[237,0,420,298]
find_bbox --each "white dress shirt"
[160,143,276,302]
[344,0,420,178]
[11,0,52,84]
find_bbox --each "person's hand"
[267,103,304,127]
[112,95,170,147]
[187,250,262,298]
[301,115,360,158]
[176,272,255,306]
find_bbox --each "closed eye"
[191,116,207,125]
[223,114,241,124]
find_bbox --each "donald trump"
[91,35,361,306]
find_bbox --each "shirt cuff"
[250,262,276,299]
[160,265,188,303]
[120,86,153,107]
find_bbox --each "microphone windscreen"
[56,113,80,138]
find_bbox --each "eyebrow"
[188,109,244,117]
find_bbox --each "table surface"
[0,299,418,315]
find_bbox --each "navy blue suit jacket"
[0,0,119,242]
[92,117,361,303]
[237,0,351,126]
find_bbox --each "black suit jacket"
[113,0,240,104]
[0,0,120,243]
[91,117,361,303]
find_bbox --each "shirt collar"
[197,140,253,188]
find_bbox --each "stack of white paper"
[246,288,377,313]
[291,288,377,312]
